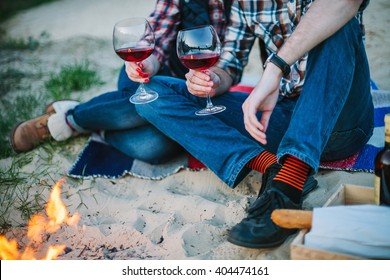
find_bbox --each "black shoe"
[257,163,318,198]
[302,175,318,197]
[227,188,301,248]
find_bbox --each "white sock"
[51,100,80,114]
[47,112,73,141]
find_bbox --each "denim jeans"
[135,18,374,188]
[66,66,184,164]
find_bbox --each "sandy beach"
[0,0,389,260]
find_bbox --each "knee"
[134,81,165,119]
[134,102,154,121]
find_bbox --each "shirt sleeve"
[147,0,181,66]
[216,2,256,85]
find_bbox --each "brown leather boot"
[10,113,52,153]
[46,103,56,115]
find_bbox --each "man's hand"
[185,67,233,98]
[185,69,220,98]
[242,63,283,145]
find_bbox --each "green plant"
[0,154,39,229]
[45,61,103,100]
[0,31,50,51]
[0,68,28,97]
[0,151,69,230]
[0,94,44,158]
[0,35,39,50]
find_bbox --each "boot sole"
[9,121,24,153]
[302,178,319,197]
[227,230,297,249]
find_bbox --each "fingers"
[125,61,150,83]
[260,111,271,133]
[186,71,214,97]
[242,101,268,145]
[245,114,268,144]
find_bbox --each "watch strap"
[265,53,291,77]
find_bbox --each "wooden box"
[290,184,374,260]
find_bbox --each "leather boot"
[10,113,51,153]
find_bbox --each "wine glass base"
[195,105,226,116]
[129,91,158,104]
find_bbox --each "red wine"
[374,114,390,205]
[179,53,220,71]
[115,46,154,62]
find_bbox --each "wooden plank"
[290,230,362,260]
[344,184,374,205]
[323,185,345,207]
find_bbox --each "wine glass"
[177,25,226,115]
[113,17,158,104]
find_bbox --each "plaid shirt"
[148,0,228,71]
[216,0,370,96]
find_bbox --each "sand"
[0,0,388,260]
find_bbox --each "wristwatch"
[264,53,291,77]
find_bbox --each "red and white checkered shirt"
[148,0,228,71]
[217,0,370,96]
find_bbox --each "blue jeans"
[135,18,374,188]
[66,66,184,164]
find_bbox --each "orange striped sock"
[246,151,277,174]
[273,156,310,203]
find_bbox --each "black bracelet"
[264,53,291,77]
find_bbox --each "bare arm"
[243,0,365,144]
[278,0,363,64]
[211,67,234,96]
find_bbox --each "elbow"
[336,0,365,18]
[343,0,365,12]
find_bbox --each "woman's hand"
[125,55,160,83]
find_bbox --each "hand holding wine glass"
[177,25,226,115]
[113,17,158,104]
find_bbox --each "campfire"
[0,178,80,260]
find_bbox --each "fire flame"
[0,178,79,260]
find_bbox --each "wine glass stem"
[139,82,148,96]
[206,94,214,109]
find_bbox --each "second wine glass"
[177,25,226,115]
[113,17,158,104]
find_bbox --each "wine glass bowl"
[113,17,158,104]
[177,25,226,115]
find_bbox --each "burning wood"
[0,178,79,260]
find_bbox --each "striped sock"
[246,151,277,174]
[273,156,310,203]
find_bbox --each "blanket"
[68,88,390,180]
